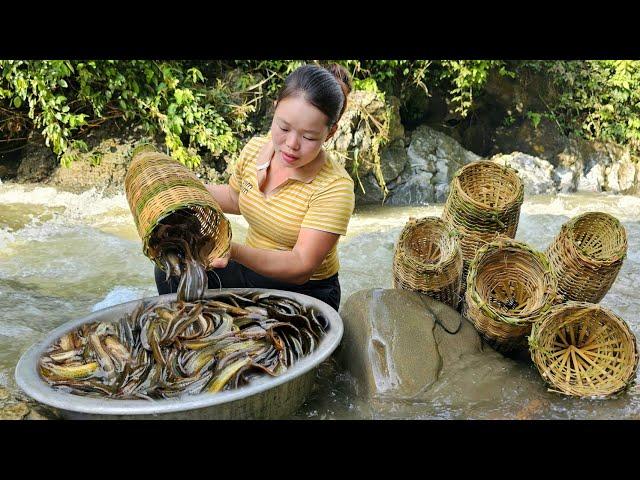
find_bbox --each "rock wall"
[356,123,640,205]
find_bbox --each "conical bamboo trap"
[124,145,231,269]
[464,237,557,353]
[546,212,627,303]
[442,161,524,293]
[392,216,463,309]
[529,301,638,397]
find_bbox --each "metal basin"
[15,288,343,420]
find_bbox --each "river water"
[1,183,639,419]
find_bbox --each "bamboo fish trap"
[529,302,638,397]
[124,145,231,269]
[464,237,557,353]
[392,217,463,309]
[546,212,627,303]
[442,161,524,293]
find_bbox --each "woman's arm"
[205,184,240,215]
[212,228,340,285]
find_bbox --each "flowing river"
[1,182,639,419]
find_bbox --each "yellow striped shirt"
[229,135,355,280]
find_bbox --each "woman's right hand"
[209,252,230,269]
[209,242,236,269]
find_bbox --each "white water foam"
[91,285,157,312]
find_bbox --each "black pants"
[154,260,341,312]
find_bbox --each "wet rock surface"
[490,152,556,195]
[386,125,481,205]
[0,386,58,420]
[337,288,567,419]
[338,289,483,399]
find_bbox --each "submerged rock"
[338,289,556,419]
[338,289,482,399]
[0,386,57,420]
[0,402,30,420]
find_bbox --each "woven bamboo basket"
[546,212,627,303]
[529,302,638,397]
[464,237,557,353]
[392,217,463,309]
[442,161,524,294]
[124,146,231,269]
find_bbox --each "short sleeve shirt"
[229,136,355,280]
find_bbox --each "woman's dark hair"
[276,63,353,127]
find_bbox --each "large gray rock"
[492,118,569,166]
[14,120,229,194]
[385,171,435,206]
[492,117,640,194]
[337,288,559,419]
[354,138,411,206]
[324,91,405,205]
[379,138,409,183]
[354,173,385,205]
[16,132,58,182]
[49,135,138,194]
[577,163,606,192]
[325,91,403,177]
[553,164,580,193]
[387,125,480,205]
[607,159,637,194]
[490,152,555,195]
[338,288,482,399]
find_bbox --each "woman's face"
[270,95,334,170]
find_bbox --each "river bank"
[2,87,639,207]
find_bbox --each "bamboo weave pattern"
[529,301,638,397]
[393,217,463,309]
[124,148,231,269]
[546,212,626,303]
[442,161,524,294]
[464,237,557,352]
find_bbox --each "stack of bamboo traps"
[442,161,524,299]
[546,212,627,303]
[464,237,557,353]
[389,158,637,398]
[529,302,638,397]
[392,216,463,310]
[124,145,231,269]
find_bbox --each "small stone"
[0,387,10,401]
[515,398,549,420]
[26,409,51,421]
[0,402,30,420]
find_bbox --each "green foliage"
[439,60,508,117]
[2,59,639,175]
[552,61,640,149]
[513,60,640,151]
[0,60,257,168]
[526,111,542,129]
[503,114,516,128]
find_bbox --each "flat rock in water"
[338,289,482,399]
[338,289,563,419]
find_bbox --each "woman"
[155,63,355,311]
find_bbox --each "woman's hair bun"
[325,63,352,97]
